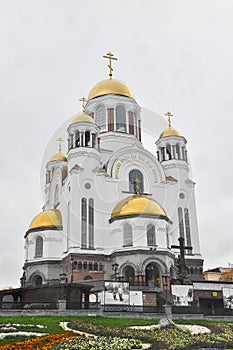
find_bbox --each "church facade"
[22,54,203,304]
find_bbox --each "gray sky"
[1,0,233,288]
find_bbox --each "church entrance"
[145,263,160,287]
[122,266,135,285]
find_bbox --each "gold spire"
[165,111,173,127]
[79,97,87,112]
[56,137,64,153]
[103,51,118,80]
[134,178,141,195]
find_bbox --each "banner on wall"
[171,285,194,306]
[104,281,129,305]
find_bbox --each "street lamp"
[59,273,66,299]
[112,263,119,282]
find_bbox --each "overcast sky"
[1,0,233,288]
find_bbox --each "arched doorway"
[32,275,42,287]
[123,266,135,285]
[145,263,160,287]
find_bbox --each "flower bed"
[55,336,142,350]
[67,320,233,350]
[0,332,76,350]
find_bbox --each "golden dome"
[109,194,170,223]
[49,152,67,162]
[88,79,134,100]
[72,114,95,124]
[27,209,62,233]
[160,127,182,138]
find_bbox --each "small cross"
[134,177,141,194]
[165,111,173,128]
[79,97,87,112]
[103,51,118,80]
[56,137,64,153]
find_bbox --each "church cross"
[79,97,87,112]
[103,51,118,79]
[134,177,141,195]
[56,137,64,153]
[171,237,192,284]
[165,111,173,128]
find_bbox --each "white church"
[22,53,203,303]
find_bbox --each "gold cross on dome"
[134,177,141,195]
[103,51,118,80]
[56,137,64,153]
[79,97,87,112]
[165,111,173,128]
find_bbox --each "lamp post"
[112,263,119,282]
[59,273,66,299]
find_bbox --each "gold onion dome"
[26,209,63,236]
[88,79,134,100]
[160,127,182,138]
[49,152,67,162]
[72,114,95,124]
[109,194,170,223]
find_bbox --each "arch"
[95,105,106,129]
[142,257,168,275]
[123,223,133,247]
[147,224,156,246]
[78,261,82,270]
[129,169,144,193]
[122,265,135,285]
[35,236,43,258]
[84,275,93,280]
[32,275,43,287]
[145,262,161,287]
[116,105,126,132]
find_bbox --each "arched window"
[95,106,106,129]
[35,236,43,257]
[123,223,133,247]
[176,144,181,159]
[89,198,94,249]
[88,262,93,271]
[83,261,87,270]
[78,261,82,270]
[147,224,156,246]
[116,105,126,132]
[184,208,192,253]
[129,169,144,193]
[81,198,87,248]
[75,130,80,147]
[178,207,184,239]
[166,144,172,160]
[94,262,98,271]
